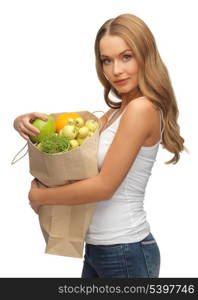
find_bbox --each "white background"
[0,0,197,277]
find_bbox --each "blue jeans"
[81,232,160,278]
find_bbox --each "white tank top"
[85,97,165,245]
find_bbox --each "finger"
[31,179,38,188]
[33,205,39,214]
[19,132,29,140]
[30,181,36,190]
[33,178,40,188]
[29,112,48,121]
[23,120,40,135]
[29,203,38,214]
[20,123,38,137]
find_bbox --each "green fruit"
[74,117,84,128]
[77,126,89,138]
[85,119,99,132]
[69,139,79,149]
[88,131,94,137]
[30,114,56,143]
[77,136,88,145]
[62,125,78,140]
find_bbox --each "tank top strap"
[108,96,147,122]
[108,109,118,121]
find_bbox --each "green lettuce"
[37,134,71,154]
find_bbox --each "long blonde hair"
[94,13,189,164]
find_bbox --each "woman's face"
[99,35,140,97]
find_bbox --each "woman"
[13,13,188,278]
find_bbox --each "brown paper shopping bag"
[12,110,107,258]
[38,181,97,258]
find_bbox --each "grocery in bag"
[12,110,106,258]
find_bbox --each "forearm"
[39,175,110,206]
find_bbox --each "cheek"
[127,60,139,76]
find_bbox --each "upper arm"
[99,100,154,198]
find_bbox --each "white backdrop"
[0,0,197,277]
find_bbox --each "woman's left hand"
[28,178,42,214]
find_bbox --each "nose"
[112,60,123,76]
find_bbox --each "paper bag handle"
[92,110,109,132]
[11,142,28,165]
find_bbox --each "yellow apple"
[85,119,99,132]
[77,126,89,138]
[77,137,88,145]
[69,139,79,149]
[88,131,94,137]
[74,117,84,128]
[67,118,75,125]
[62,125,78,139]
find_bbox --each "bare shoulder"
[127,96,157,112]
[121,97,159,132]
[120,97,156,129]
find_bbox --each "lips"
[114,78,129,83]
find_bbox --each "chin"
[117,87,131,93]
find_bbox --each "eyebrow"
[100,49,132,58]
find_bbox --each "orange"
[55,112,81,133]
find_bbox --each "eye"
[101,58,111,64]
[101,55,132,64]
[123,55,132,61]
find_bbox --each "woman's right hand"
[13,112,48,140]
